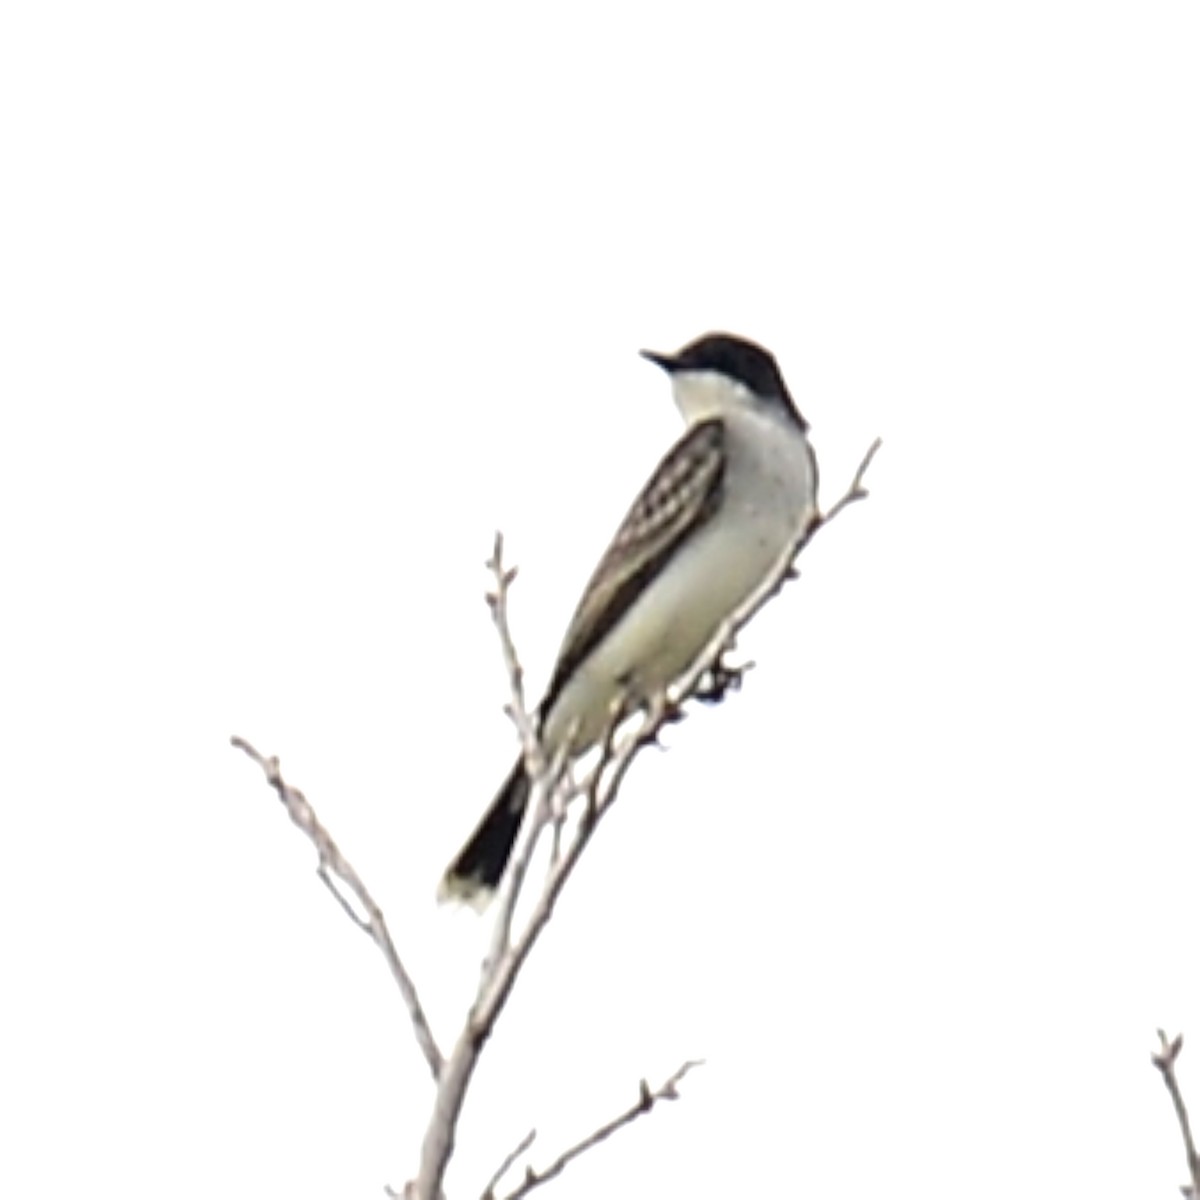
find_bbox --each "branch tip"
[1153,1027,1200,1199]
[232,735,444,1083]
[492,1059,703,1200]
[481,1127,537,1199]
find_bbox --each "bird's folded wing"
[542,418,727,714]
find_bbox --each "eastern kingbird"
[438,332,820,906]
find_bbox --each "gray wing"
[541,419,726,715]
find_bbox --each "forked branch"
[486,1059,704,1200]
[229,736,443,1082]
[411,435,881,1200]
[234,434,880,1200]
[1153,1030,1200,1198]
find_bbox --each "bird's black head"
[640,332,804,427]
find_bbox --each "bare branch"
[496,1060,704,1200]
[411,651,666,1198]
[481,537,559,976]
[234,439,878,1199]
[481,1128,537,1200]
[473,692,665,1042]
[230,736,444,1082]
[486,532,544,781]
[411,436,880,1199]
[815,435,882,528]
[1153,1029,1200,1198]
[482,533,575,977]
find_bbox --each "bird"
[438,332,820,906]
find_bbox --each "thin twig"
[1153,1029,1200,1198]
[815,435,882,528]
[230,736,444,1082]
[481,1128,538,1200]
[486,532,544,779]
[497,1060,704,1200]
[482,533,558,972]
[545,733,579,864]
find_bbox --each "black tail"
[437,759,529,907]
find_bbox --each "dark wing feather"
[542,419,726,714]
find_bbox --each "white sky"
[2,2,1199,1197]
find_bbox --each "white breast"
[543,404,817,753]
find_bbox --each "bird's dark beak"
[639,348,678,372]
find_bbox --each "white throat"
[669,370,757,426]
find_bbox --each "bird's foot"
[692,657,750,704]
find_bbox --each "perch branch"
[410,435,880,1200]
